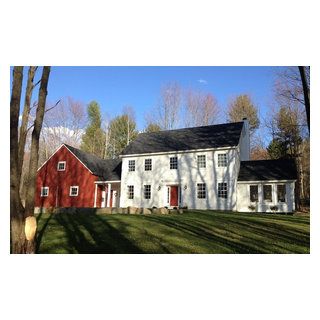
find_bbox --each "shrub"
[270,205,279,213]
[248,204,256,212]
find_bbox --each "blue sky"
[15,66,282,136]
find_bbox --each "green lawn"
[35,210,310,254]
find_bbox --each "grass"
[35,210,310,254]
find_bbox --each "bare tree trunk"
[17,66,37,190]
[24,67,51,253]
[10,66,28,253]
[298,66,310,133]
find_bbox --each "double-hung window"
[70,186,79,196]
[218,154,227,167]
[128,160,135,172]
[170,156,178,169]
[144,185,151,199]
[218,182,228,198]
[277,185,286,202]
[263,185,272,202]
[40,187,49,197]
[250,185,258,202]
[145,159,152,171]
[197,155,206,168]
[197,183,206,199]
[127,185,134,199]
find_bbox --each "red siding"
[35,145,98,208]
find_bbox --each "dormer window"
[57,161,66,171]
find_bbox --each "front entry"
[170,186,179,207]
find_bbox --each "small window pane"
[57,161,66,171]
[197,183,206,199]
[218,154,227,167]
[218,182,228,198]
[128,160,135,172]
[145,159,152,171]
[250,185,258,202]
[170,157,178,169]
[127,185,134,199]
[70,186,79,196]
[277,185,286,202]
[41,187,49,197]
[144,185,151,199]
[263,185,272,202]
[197,155,206,168]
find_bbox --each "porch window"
[127,185,134,199]
[57,161,66,171]
[70,186,79,196]
[197,183,206,199]
[277,185,286,202]
[170,156,178,169]
[40,187,49,197]
[197,155,206,168]
[145,158,152,171]
[218,154,227,167]
[250,185,258,202]
[144,185,151,199]
[218,182,228,198]
[128,160,135,172]
[263,185,272,202]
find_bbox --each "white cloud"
[197,79,208,85]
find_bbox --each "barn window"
[250,185,258,202]
[127,185,134,199]
[197,183,206,199]
[263,185,272,202]
[70,186,79,196]
[197,155,206,168]
[277,185,286,202]
[40,187,49,197]
[57,161,66,171]
[218,182,228,198]
[170,156,178,169]
[144,185,151,199]
[128,160,135,172]
[145,158,152,171]
[218,154,227,167]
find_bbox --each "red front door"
[170,186,178,206]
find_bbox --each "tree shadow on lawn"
[39,213,143,254]
[143,214,309,253]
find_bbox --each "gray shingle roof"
[238,159,297,181]
[121,122,244,155]
[64,144,121,181]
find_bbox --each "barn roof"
[64,144,121,181]
[238,159,297,181]
[121,122,244,156]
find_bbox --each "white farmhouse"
[119,119,297,213]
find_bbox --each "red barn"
[35,144,121,209]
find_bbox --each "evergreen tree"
[145,123,161,133]
[81,101,105,157]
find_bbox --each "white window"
[127,185,134,199]
[197,155,206,168]
[218,182,228,198]
[145,158,152,171]
[69,186,79,196]
[218,154,227,167]
[277,185,286,202]
[250,185,258,202]
[40,187,49,197]
[197,183,206,199]
[144,185,151,199]
[263,185,272,202]
[57,161,66,171]
[170,156,178,169]
[128,160,135,172]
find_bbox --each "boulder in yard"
[97,208,112,215]
[142,208,152,215]
[159,207,169,214]
[152,208,160,214]
[128,206,138,214]
[178,209,184,214]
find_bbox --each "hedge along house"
[35,144,121,209]
[35,119,297,213]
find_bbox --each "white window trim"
[69,186,79,196]
[40,187,49,197]
[277,184,287,203]
[57,161,66,171]
[263,184,273,202]
[197,155,206,168]
[128,160,135,172]
[217,153,227,167]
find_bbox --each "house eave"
[237,179,297,184]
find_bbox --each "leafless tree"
[184,89,219,127]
